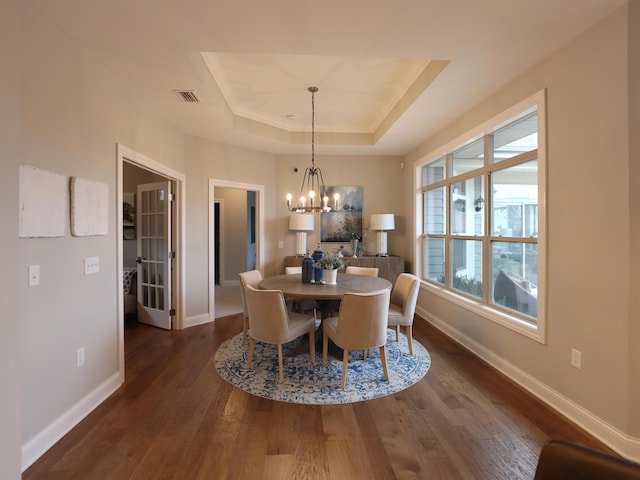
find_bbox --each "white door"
[136,181,173,330]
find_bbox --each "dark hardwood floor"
[24,314,614,479]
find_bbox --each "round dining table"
[260,272,391,304]
[259,272,392,357]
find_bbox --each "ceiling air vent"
[174,90,199,103]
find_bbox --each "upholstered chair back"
[238,269,263,317]
[335,289,390,350]
[390,273,420,323]
[345,266,379,277]
[244,285,292,344]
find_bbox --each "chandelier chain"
[311,87,315,169]
[286,86,337,213]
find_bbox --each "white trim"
[421,280,541,342]
[416,307,640,462]
[208,179,264,321]
[22,373,121,471]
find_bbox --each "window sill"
[420,280,545,344]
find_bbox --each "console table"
[284,255,405,285]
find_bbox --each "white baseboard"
[415,305,640,462]
[183,313,212,329]
[22,371,123,472]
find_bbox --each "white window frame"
[414,90,547,343]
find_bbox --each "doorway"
[214,190,256,285]
[209,179,264,321]
[116,144,186,378]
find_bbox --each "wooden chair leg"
[246,338,256,369]
[309,328,315,364]
[340,349,349,389]
[379,345,389,381]
[242,316,249,345]
[322,334,328,365]
[395,325,400,342]
[278,344,284,381]
[406,325,413,355]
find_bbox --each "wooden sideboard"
[284,255,405,285]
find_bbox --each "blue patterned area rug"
[214,328,431,404]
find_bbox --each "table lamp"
[370,214,395,257]
[289,214,315,256]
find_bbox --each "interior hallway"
[215,284,243,318]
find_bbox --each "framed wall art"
[70,177,109,237]
[18,165,67,238]
[320,185,363,242]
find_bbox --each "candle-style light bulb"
[300,196,306,208]
[333,193,340,210]
[286,193,292,207]
[308,190,315,206]
[323,195,329,210]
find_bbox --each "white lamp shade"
[289,214,315,231]
[370,214,395,231]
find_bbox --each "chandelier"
[286,86,338,213]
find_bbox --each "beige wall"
[1,0,23,477]
[407,4,640,453]
[184,135,277,319]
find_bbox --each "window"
[417,91,546,340]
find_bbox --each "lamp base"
[295,231,308,257]
[375,230,389,257]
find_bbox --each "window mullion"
[481,133,492,301]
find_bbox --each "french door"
[136,181,173,330]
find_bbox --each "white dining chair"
[345,266,379,277]
[238,269,263,345]
[387,273,420,355]
[322,289,390,389]
[244,284,316,380]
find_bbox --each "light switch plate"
[28,265,40,287]
[84,256,99,275]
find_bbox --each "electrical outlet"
[84,256,99,275]
[76,347,85,368]
[278,241,284,249]
[571,348,582,369]
[28,264,40,287]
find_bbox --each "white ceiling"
[31,0,627,156]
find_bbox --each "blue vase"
[312,245,325,283]
[302,254,314,283]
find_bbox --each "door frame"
[116,144,186,375]
[208,179,264,321]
